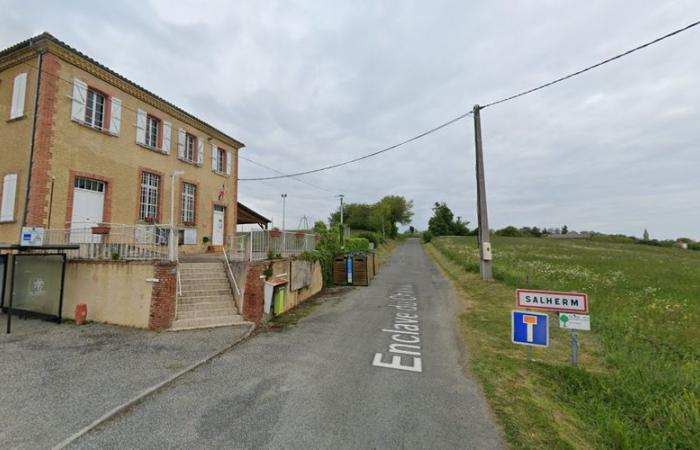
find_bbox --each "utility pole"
[338,194,345,250]
[473,104,493,280]
[281,193,287,252]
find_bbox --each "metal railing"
[228,230,319,262]
[44,223,171,261]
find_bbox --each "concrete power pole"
[338,194,345,250]
[473,105,493,280]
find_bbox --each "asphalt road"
[73,239,503,449]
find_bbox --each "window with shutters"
[84,88,106,129]
[0,173,18,222]
[184,133,196,162]
[139,172,160,221]
[181,182,196,224]
[145,115,160,148]
[217,148,226,173]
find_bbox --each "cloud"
[2,0,700,239]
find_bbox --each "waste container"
[333,256,347,285]
[273,284,286,316]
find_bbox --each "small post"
[571,330,579,368]
[527,346,533,362]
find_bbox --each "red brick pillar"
[149,262,177,330]
[242,263,265,324]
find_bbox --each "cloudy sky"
[2,0,700,239]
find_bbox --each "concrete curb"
[52,323,256,450]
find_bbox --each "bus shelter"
[0,244,78,334]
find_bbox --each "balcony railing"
[228,230,319,262]
[43,223,171,261]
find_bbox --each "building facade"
[0,33,243,254]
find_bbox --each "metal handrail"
[222,247,241,297]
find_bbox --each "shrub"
[357,231,384,247]
[422,231,433,243]
[345,237,370,252]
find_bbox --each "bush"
[302,228,341,287]
[345,237,370,252]
[422,231,433,243]
[495,226,521,237]
[357,231,384,247]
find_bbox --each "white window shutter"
[162,121,172,154]
[197,139,204,165]
[71,78,87,122]
[136,109,147,144]
[177,128,186,159]
[1,174,18,222]
[109,97,122,135]
[211,144,219,171]
[226,151,232,175]
[10,73,27,119]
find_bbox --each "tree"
[328,195,414,239]
[428,202,470,236]
[562,225,568,235]
[643,229,650,240]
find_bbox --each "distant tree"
[313,220,327,232]
[562,225,569,235]
[328,196,413,239]
[428,202,470,236]
[428,202,455,236]
[496,226,521,237]
[409,226,415,234]
[643,228,650,240]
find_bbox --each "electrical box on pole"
[473,105,493,280]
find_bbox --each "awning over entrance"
[237,202,271,229]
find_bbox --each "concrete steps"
[170,261,246,331]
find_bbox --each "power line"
[239,110,473,180]
[239,155,335,193]
[481,19,700,109]
[240,18,700,181]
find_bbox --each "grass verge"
[426,236,699,449]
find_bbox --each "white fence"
[229,230,319,262]
[44,223,170,260]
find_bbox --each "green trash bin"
[273,284,287,315]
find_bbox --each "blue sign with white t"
[512,310,549,347]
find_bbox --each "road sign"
[512,310,549,347]
[516,289,588,313]
[559,313,590,330]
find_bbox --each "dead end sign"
[516,289,588,313]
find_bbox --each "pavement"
[0,316,251,450]
[70,238,503,449]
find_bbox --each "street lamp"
[169,170,185,261]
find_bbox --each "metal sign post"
[570,330,578,368]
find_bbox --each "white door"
[70,178,105,243]
[212,206,225,246]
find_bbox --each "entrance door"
[212,206,225,246]
[70,177,105,243]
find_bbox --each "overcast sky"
[2,0,700,239]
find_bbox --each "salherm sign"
[516,289,588,313]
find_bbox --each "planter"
[269,229,282,238]
[91,225,111,235]
[295,232,305,240]
[315,234,321,241]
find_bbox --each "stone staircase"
[170,261,246,331]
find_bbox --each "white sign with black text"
[558,313,590,331]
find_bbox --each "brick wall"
[26,52,60,227]
[242,262,266,323]
[148,262,177,330]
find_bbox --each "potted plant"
[295,232,305,240]
[269,228,282,238]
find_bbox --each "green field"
[428,236,700,449]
